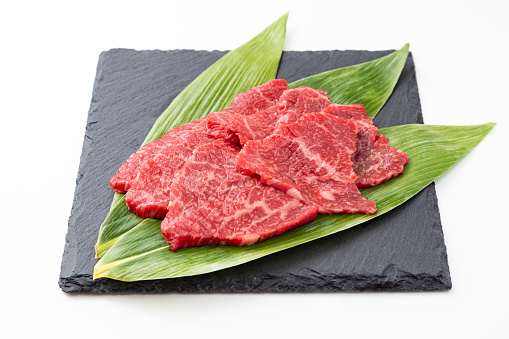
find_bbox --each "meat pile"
[110,80,408,250]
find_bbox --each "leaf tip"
[397,43,410,58]
[483,122,497,136]
[267,12,289,30]
[280,12,289,22]
[477,122,496,135]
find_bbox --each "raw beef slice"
[112,79,287,194]
[207,79,288,144]
[236,113,377,215]
[207,106,281,146]
[110,119,210,194]
[275,86,331,126]
[207,86,330,146]
[322,104,409,187]
[208,83,407,189]
[161,139,319,250]
[221,79,288,116]
[112,118,216,218]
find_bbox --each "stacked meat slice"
[110,79,408,250]
[111,118,216,219]
[236,113,377,214]
[161,140,318,250]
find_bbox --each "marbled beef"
[208,85,408,188]
[207,79,288,145]
[322,104,409,187]
[236,113,377,214]
[110,119,209,194]
[206,106,280,146]
[110,80,408,250]
[112,80,289,219]
[206,86,329,147]
[114,119,216,218]
[275,86,331,126]
[161,140,319,250]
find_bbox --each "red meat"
[323,104,409,187]
[161,140,318,250]
[236,113,377,215]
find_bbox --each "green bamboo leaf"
[95,14,288,258]
[289,44,409,118]
[94,123,494,281]
[96,43,410,258]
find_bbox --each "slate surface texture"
[59,49,452,293]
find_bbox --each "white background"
[1,1,507,338]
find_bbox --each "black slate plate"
[59,49,451,293]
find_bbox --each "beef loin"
[161,140,319,250]
[236,113,377,214]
